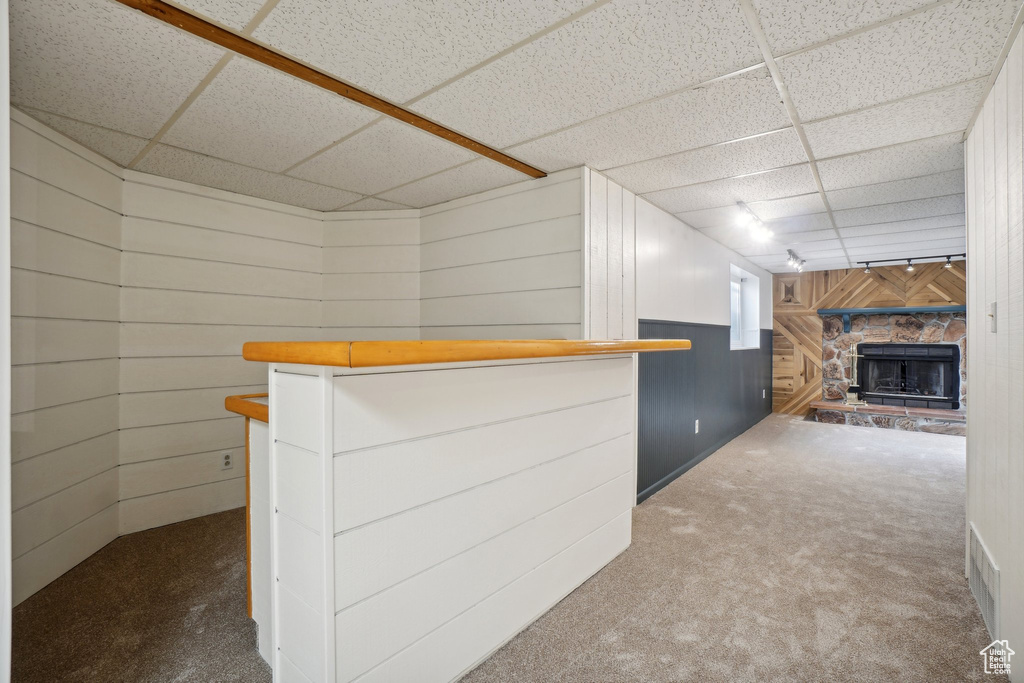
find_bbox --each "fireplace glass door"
[857,342,959,409]
[864,359,946,398]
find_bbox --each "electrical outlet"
[221,452,234,471]
[694,419,700,434]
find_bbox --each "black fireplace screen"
[857,343,959,409]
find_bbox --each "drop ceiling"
[9,0,1024,272]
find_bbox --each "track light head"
[863,263,871,274]
[906,259,914,272]
[944,256,953,269]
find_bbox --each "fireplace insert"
[856,343,960,410]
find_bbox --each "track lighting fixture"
[736,201,773,242]
[855,253,964,272]
[786,250,804,272]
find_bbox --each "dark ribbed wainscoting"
[637,320,772,502]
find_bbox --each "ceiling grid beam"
[738,0,853,268]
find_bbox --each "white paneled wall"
[635,195,773,328]
[964,24,1024,659]
[419,169,584,340]
[322,211,420,340]
[118,172,324,535]
[9,111,121,604]
[584,169,636,339]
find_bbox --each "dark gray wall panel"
[637,321,772,502]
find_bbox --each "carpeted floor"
[13,414,998,682]
[12,508,271,683]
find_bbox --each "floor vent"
[969,524,999,640]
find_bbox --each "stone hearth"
[821,311,967,405]
[810,400,966,436]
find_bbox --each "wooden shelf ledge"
[225,393,269,422]
[242,339,691,368]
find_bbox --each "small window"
[730,265,760,350]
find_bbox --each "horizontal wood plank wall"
[119,172,325,534]
[9,111,122,604]
[418,169,584,340]
[772,263,967,415]
[965,28,1024,652]
[330,358,635,682]
[584,169,636,340]
[321,211,421,340]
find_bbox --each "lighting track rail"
[113,0,547,179]
[860,253,965,273]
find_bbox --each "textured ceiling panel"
[804,78,987,158]
[764,212,834,234]
[845,236,966,258]
[738,238,842,257]
[377,159,525,208]
[701,225,836,250]
[506,68,790,172]
[253,0,591,104]
[644,164,817,214]
[839,214,965,237]
[833,194,965,227]
[289,119,477,196]
[22,108,147,166]
[747,192,826,221]
[758,257,852,273]
[173,0,268,29]
[779,0,1020,120]
[411,0,762,149]
[9,0,226,138]
[603,128,805,195]
[137,145,362,210]
[826,170,965,210]
[842,226,966,248]
[816,133,964,191]
[162,57,379,172]
[337,197,412,212]
[674,205,746,230]
[751,0,936,55]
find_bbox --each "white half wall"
[964,23,1024,665]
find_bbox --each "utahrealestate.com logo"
[980,640,1014,675]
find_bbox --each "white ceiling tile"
[778,0,1021,120]
[739,237,842,257]
[748,192,826,220]
[603,128,805,195]
[826,170,964,210]
[337,197,412,212]
[780,230,842,245]
[674,205,747,230]
[253,0,591,104]
[289,119,477,196]
[845,236,966,258]
[644,165,817,215]
[162,57,379,172]
[9,0,226,138]
[804,79,986,158]
[816,133,964,191]
[136,145,362,211]
[834,195,965,227]
[765,212,834,234]
[750,254,850,269]
[751,0,936,55]
[172,0,267,29]
[506,68,791,172]
[842,226,966,248]
[377,159,526,208]
[839,214,964,238]
[411,0,762,149]
[21,108,147,166]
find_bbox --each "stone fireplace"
[813,311,967,435]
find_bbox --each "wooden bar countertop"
[241,339,692,368]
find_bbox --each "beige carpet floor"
[13,414,997,681]
[465,414,999,682]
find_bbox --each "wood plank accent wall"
[772,261,967,415]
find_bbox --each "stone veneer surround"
[820,311,967,404]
